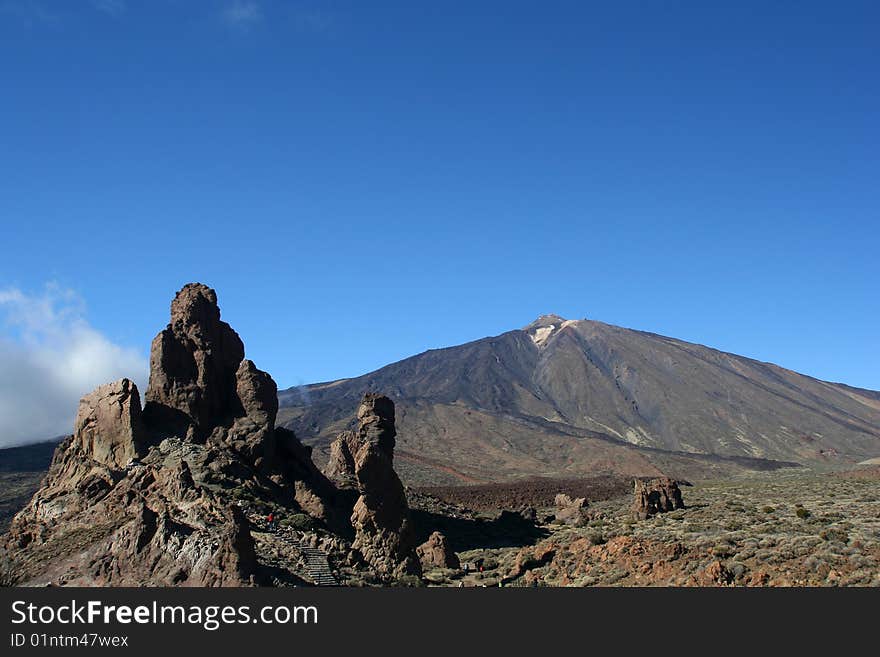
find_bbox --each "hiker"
[267,512,275,531]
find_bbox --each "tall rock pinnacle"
[345,394,420,577]
[145,283,245,439]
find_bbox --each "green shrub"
[795,507,811,520]
[762,506,775,514]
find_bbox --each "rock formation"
[632,477,684,520]
[73,378,148,470]
[416,531,460,570]
[1,283,439,587]
[0,283,340,586]
[144,283,245,439]
[344,394,420,577]
[324,430,358,489]
[553,493,589,526]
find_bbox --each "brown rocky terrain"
[0,441,57,534]
[0,284,422,587]
[439,471,880,587]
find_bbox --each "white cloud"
[0,284,148,448]
[221,0,261,28]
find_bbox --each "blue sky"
[1,1,878,443]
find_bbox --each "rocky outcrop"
[632,477,684,519]
[0,283,340,587]
[348,394,420,577]
[324,431,358,489]
[0,283,432,587]
[416,531,460,570]
[553,493,589,526]
[144,283,245,440]
[226,359,278,467]
[73,378,147,470]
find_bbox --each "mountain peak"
[524,313,568,331]
[523,314,583,347]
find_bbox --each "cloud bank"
[0,284,148,448]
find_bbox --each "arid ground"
[410,469,880,587]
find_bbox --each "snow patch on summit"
[529,318,584,346]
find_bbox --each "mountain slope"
[278,315,880,485]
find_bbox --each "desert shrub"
[281,514,316,531]
[796,508,811,520]
[586,531,606,546]
[762,506,775,514]
[711,544,735,559]
[397,575,424,588]
[819,528,848,543]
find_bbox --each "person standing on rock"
[267,512,275,531]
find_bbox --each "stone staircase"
[284,533,339,587]
[245,512,340,586]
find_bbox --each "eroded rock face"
[633,477,684,520]
[356,394,396,459]
[553,493,589,526]
[74,378,147,470]
[144,283,245,439]
[349,394,420,577]
[325,431,358,489]
[0,283,340,587]
[416,531,460,571]
[225,359,279,466]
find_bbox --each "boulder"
[553,493,589,526]
[633,477,684,519]
[416,531,460,570]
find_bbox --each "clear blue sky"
[2,0,878,395]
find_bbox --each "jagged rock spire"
[343,394,420,577]
[144,283,245,439]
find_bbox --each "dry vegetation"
[420,471,880,587]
